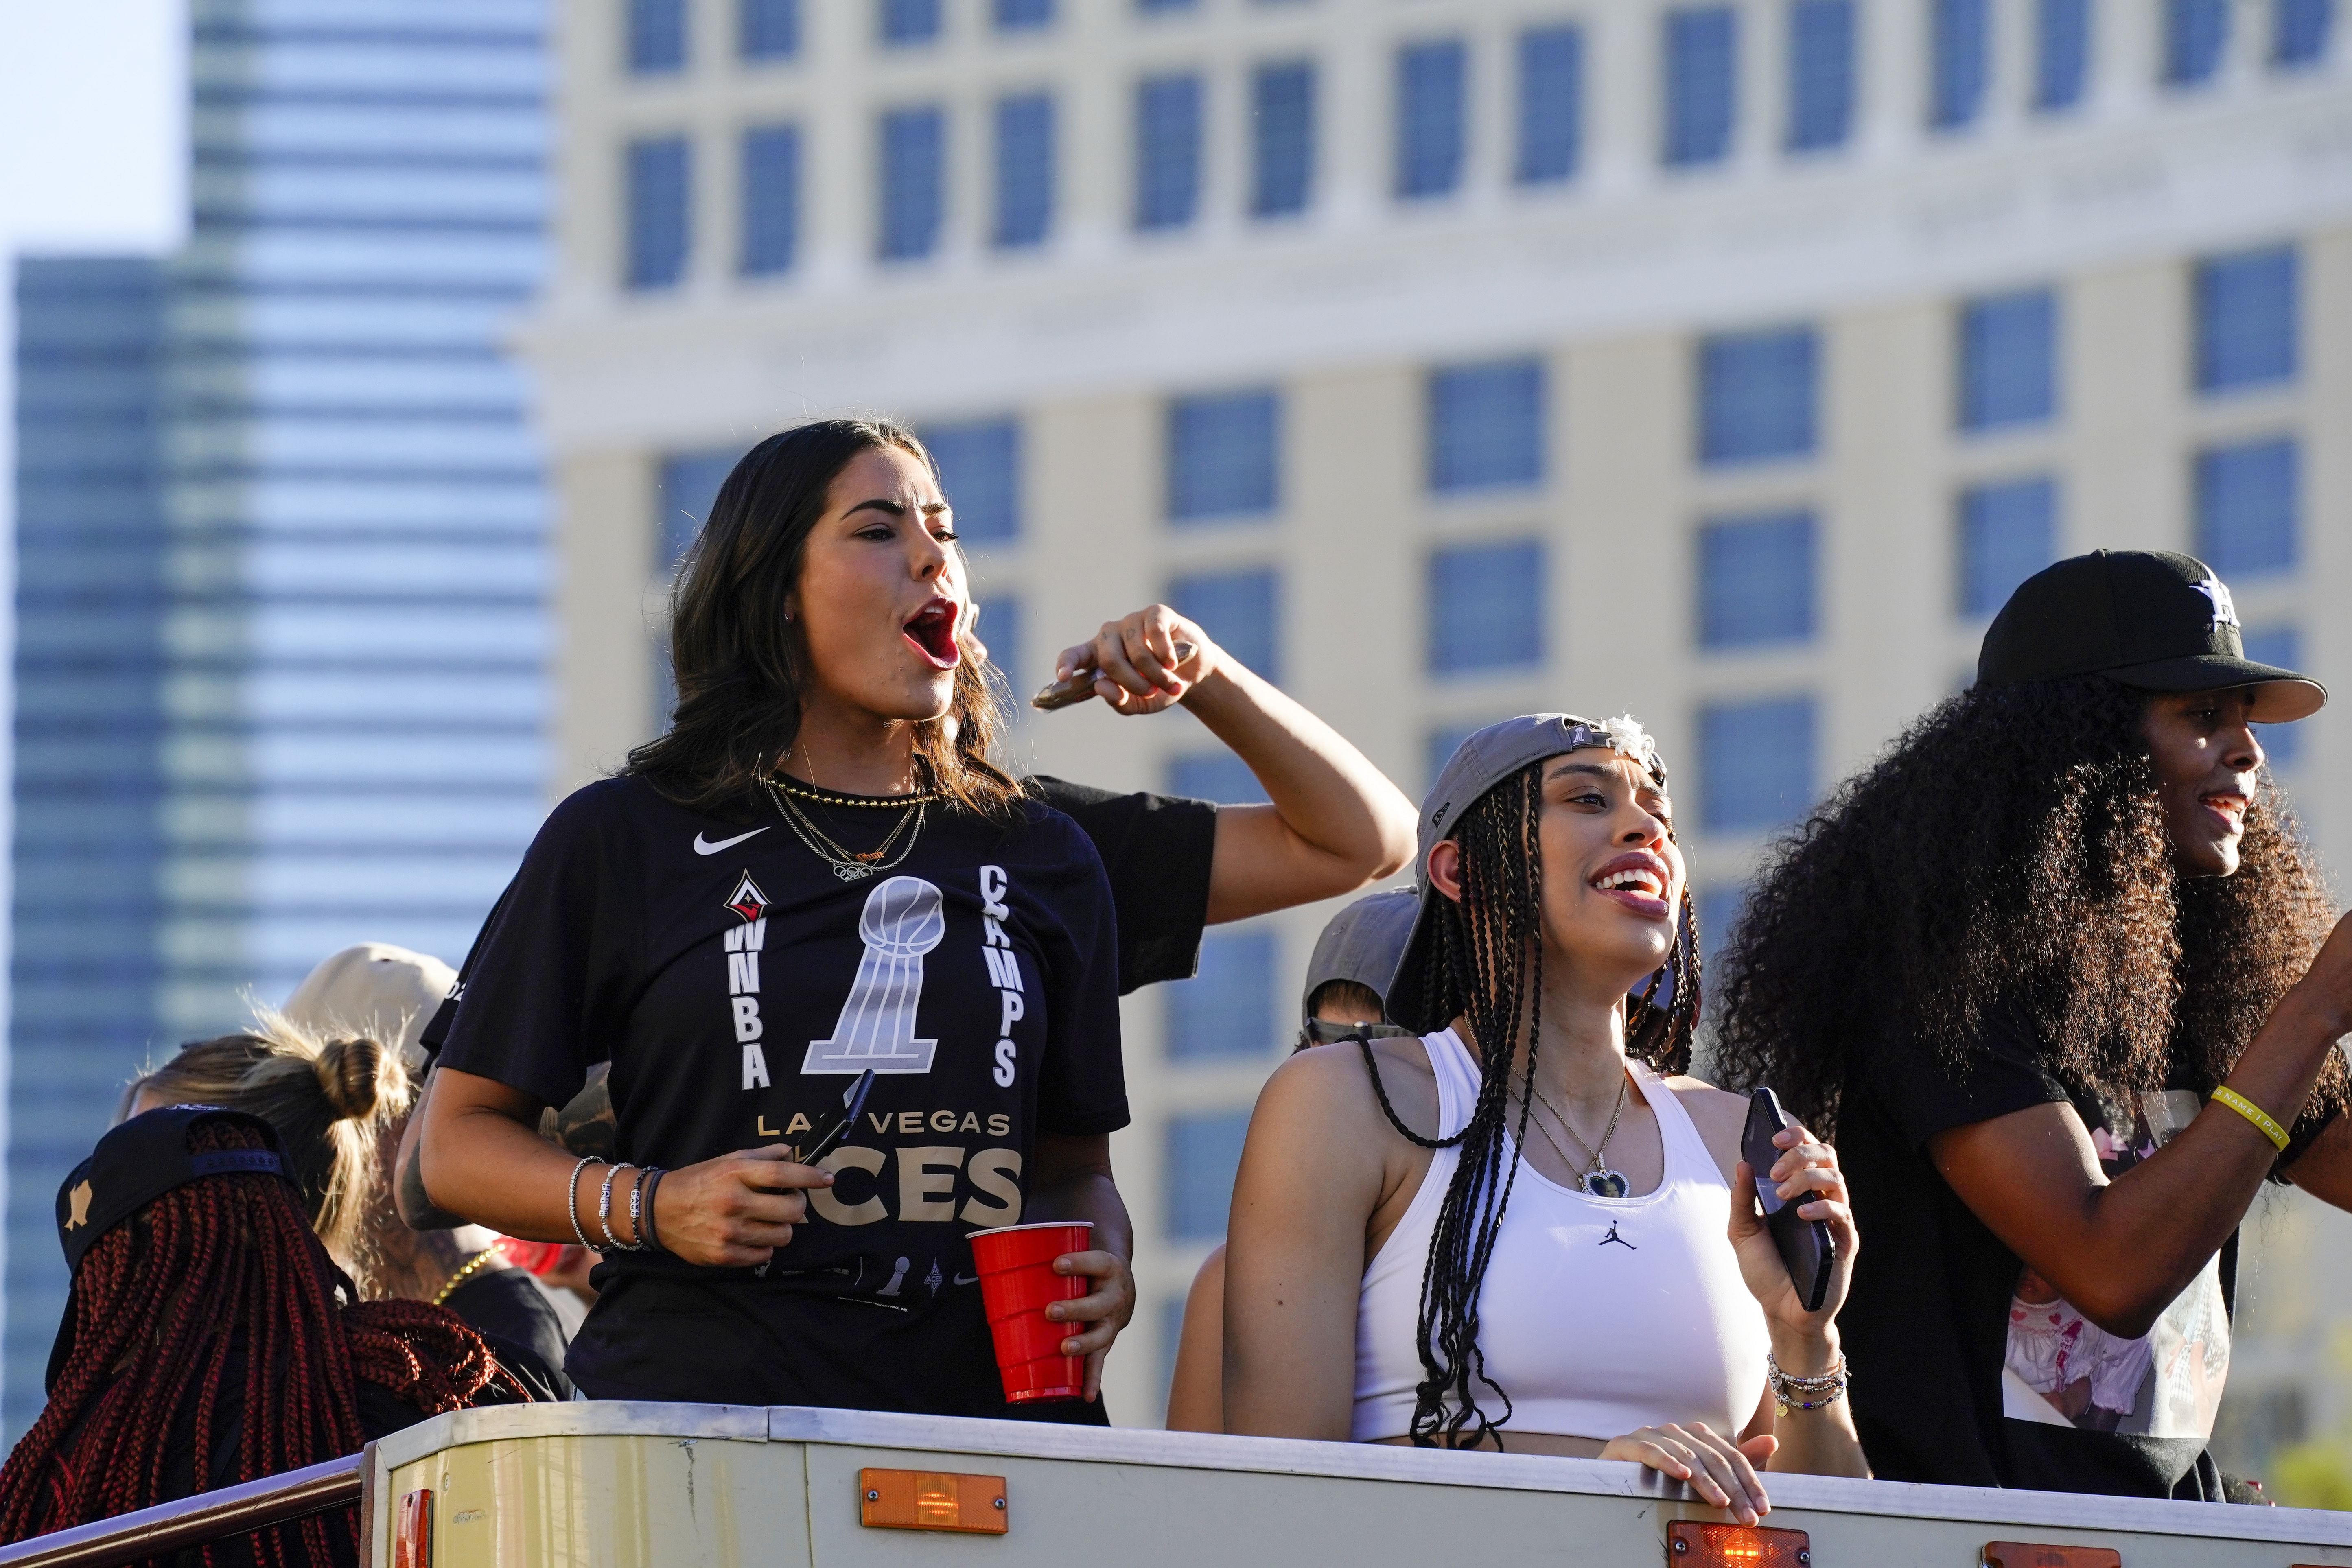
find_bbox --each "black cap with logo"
[1978,549,2324,723]
[55,1104,291,1275]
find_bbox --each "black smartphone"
[1742,1087,1835,1314]
[794,1071,876,1166]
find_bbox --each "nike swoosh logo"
[694,828,770,856]
[952,1273,979,1286]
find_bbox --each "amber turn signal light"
[392,1488,432,1568]
[1666,1519,1811,1565]
[858,1468,1009,1535]
[1982,1545,2121,1568]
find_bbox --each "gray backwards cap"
[1385,713,1668,1034]
[1301,888,1420,1026]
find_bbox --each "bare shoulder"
[1661,1074,1753,1177]
[1254,1036,1438,1143]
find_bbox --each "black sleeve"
[1028,807,1131,1138]
[1862,999,2072,1149]
[433,783,642,1110]
[1026,776,1217,995]
[416,878,516,1068]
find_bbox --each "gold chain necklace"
[763,781,925,882]
[430,1249,498,1307]
[767,772,940,809]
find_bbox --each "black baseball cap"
[55,1105,290,1275]
[1979,549,2324,722]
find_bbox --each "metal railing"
[0,1449,370,1568]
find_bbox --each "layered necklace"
[1514,1072,1632,1198]
[761,769,938,882]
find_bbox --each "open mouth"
[2199,791,2249,833]
[1590,853,1672,918]
[903,599,961,670]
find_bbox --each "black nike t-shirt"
[1838,1000,2325,1498]
[1022,777,1217,994]
[431,774,1127,1417]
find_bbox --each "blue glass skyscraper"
[5,0,549,1432]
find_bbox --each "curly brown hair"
[1710,674,2345,1140]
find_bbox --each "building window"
[658,450,740,573]
[1169,568,1280,681]
[1429,540,1546,676]
[1787,0,1856,152]
[1931,0,1991,129]
[1516,25,1584,184]
[1958,289,2058,431]
[740,0,800,59]
[1428,359,1545,494]
[2196,245,2298,393]
[1698,326,1818,466]
[978,593,1023,695]
[1166,931,1275,1061]
[1664,7,1739,167]
[2035,0,2091,108]
[878,107,945,261]
[1168,752,1269,804]
[1694,883,1748,972]
[880,0,942,46]
[2244,626,2304,768]
[2276,0,2335,66]
[993,93,1055,249]
[1396,40,1468,199]
[1139,0,1198,11]
[1135,74,1205,231]
[2196,437,2298,578]
[2165,0,2230,83]
[1698,512,1816,650]
[997,0,1055,30]
[625,136,691,290]
[1252,61,1317,218]
[740,125,800,277]
[1957,477,2057,617]
[1699,696,1816,833]
[629,0,687,72]
[1166,1109,1251,1239]
[923,417,1020,545]
[1168,390,1279,523]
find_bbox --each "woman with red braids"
[0,1107,539,1564]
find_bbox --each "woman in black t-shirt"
[417,418,1136,1417]
[1711,550,2352,1498]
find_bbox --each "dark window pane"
[1698,326,1817,464]
[2196,245,2298,392]
[1957,477,2057,617]
[1429,540,1545,674]
[878,106,945,260]
[1166,932,1275,1060]
[658,449,740,572]
[997,0,1055,29]
[625,136,691,289]
[978,593,1023,696]
[1168,391,1280,521]
[1136,74,1204,230]
[1428,359,1545,492]
[1787,0,1856,151]
[2165,0,2230,83]
[924,417,1020,543]
[1166,1108,1251,1238]
[881,0,943,46]
[1516,25,1584,184]
[1958,289,2058,430]
[1931,0,1991,128]
[2275,0,2334,65]
[1695,882,1748,972]
[1169,568,1280,682]
[1167,752,1268,805]
[629,0,687,72]
[1698,511,1815,648]
[740,124,800,276]
[1252,61,1316,217]
[740,0,800,59]
[2035,0,2091,108]
[2196,437,2298,577]
[1699,696,1816,832]
[994,93,1055,248]
[1664,7,1738,166]
[1396,39,1468,198]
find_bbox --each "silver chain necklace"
[1518,1073,1632,1198]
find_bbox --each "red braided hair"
[0,1122,529,1562]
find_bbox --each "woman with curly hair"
[0,1107,534,1564]
[1225,716,1868,1522]
[1712,549,2352,1499]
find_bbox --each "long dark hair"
[1711,675,2345,1137]
[625,419,1019,816]
[0,1120,527,1561]
[1383,763,1702,1446]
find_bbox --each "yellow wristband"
[2212,1087,2290,1152]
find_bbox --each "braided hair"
[0,1120,529,1562]
[1368,762,1702,1447]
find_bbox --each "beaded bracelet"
[565,1156,605,1250]
[1765,1351,1850,1417]
[597,1163,630,1250]
[2212,1086,2290,1152]
[625,1166,648,1250]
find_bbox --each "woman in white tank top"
[1225,715,1869,1522]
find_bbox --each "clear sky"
[0,0,184,254]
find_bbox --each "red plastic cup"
[967,1220,1092,1404]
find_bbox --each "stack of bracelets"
[1764,1351,1850,1417]
[567,1155,668,1254]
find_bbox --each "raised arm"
[1930,910,2352,1338]
[1055,606,1415,924]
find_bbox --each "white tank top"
[1351,1028,1771,1443]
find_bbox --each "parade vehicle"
[1,1402,2349,1568]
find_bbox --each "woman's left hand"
[1045,1248,1136,1401]
[1728,1122,1857,1337]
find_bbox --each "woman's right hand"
[1597,1423,1775,1525]
[642,1146,835,1268]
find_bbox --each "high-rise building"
[520,0,2349,1441]
[4,0,549,1432]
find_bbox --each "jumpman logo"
[1599,1221,1636,1250]
[804,877,945,1074]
